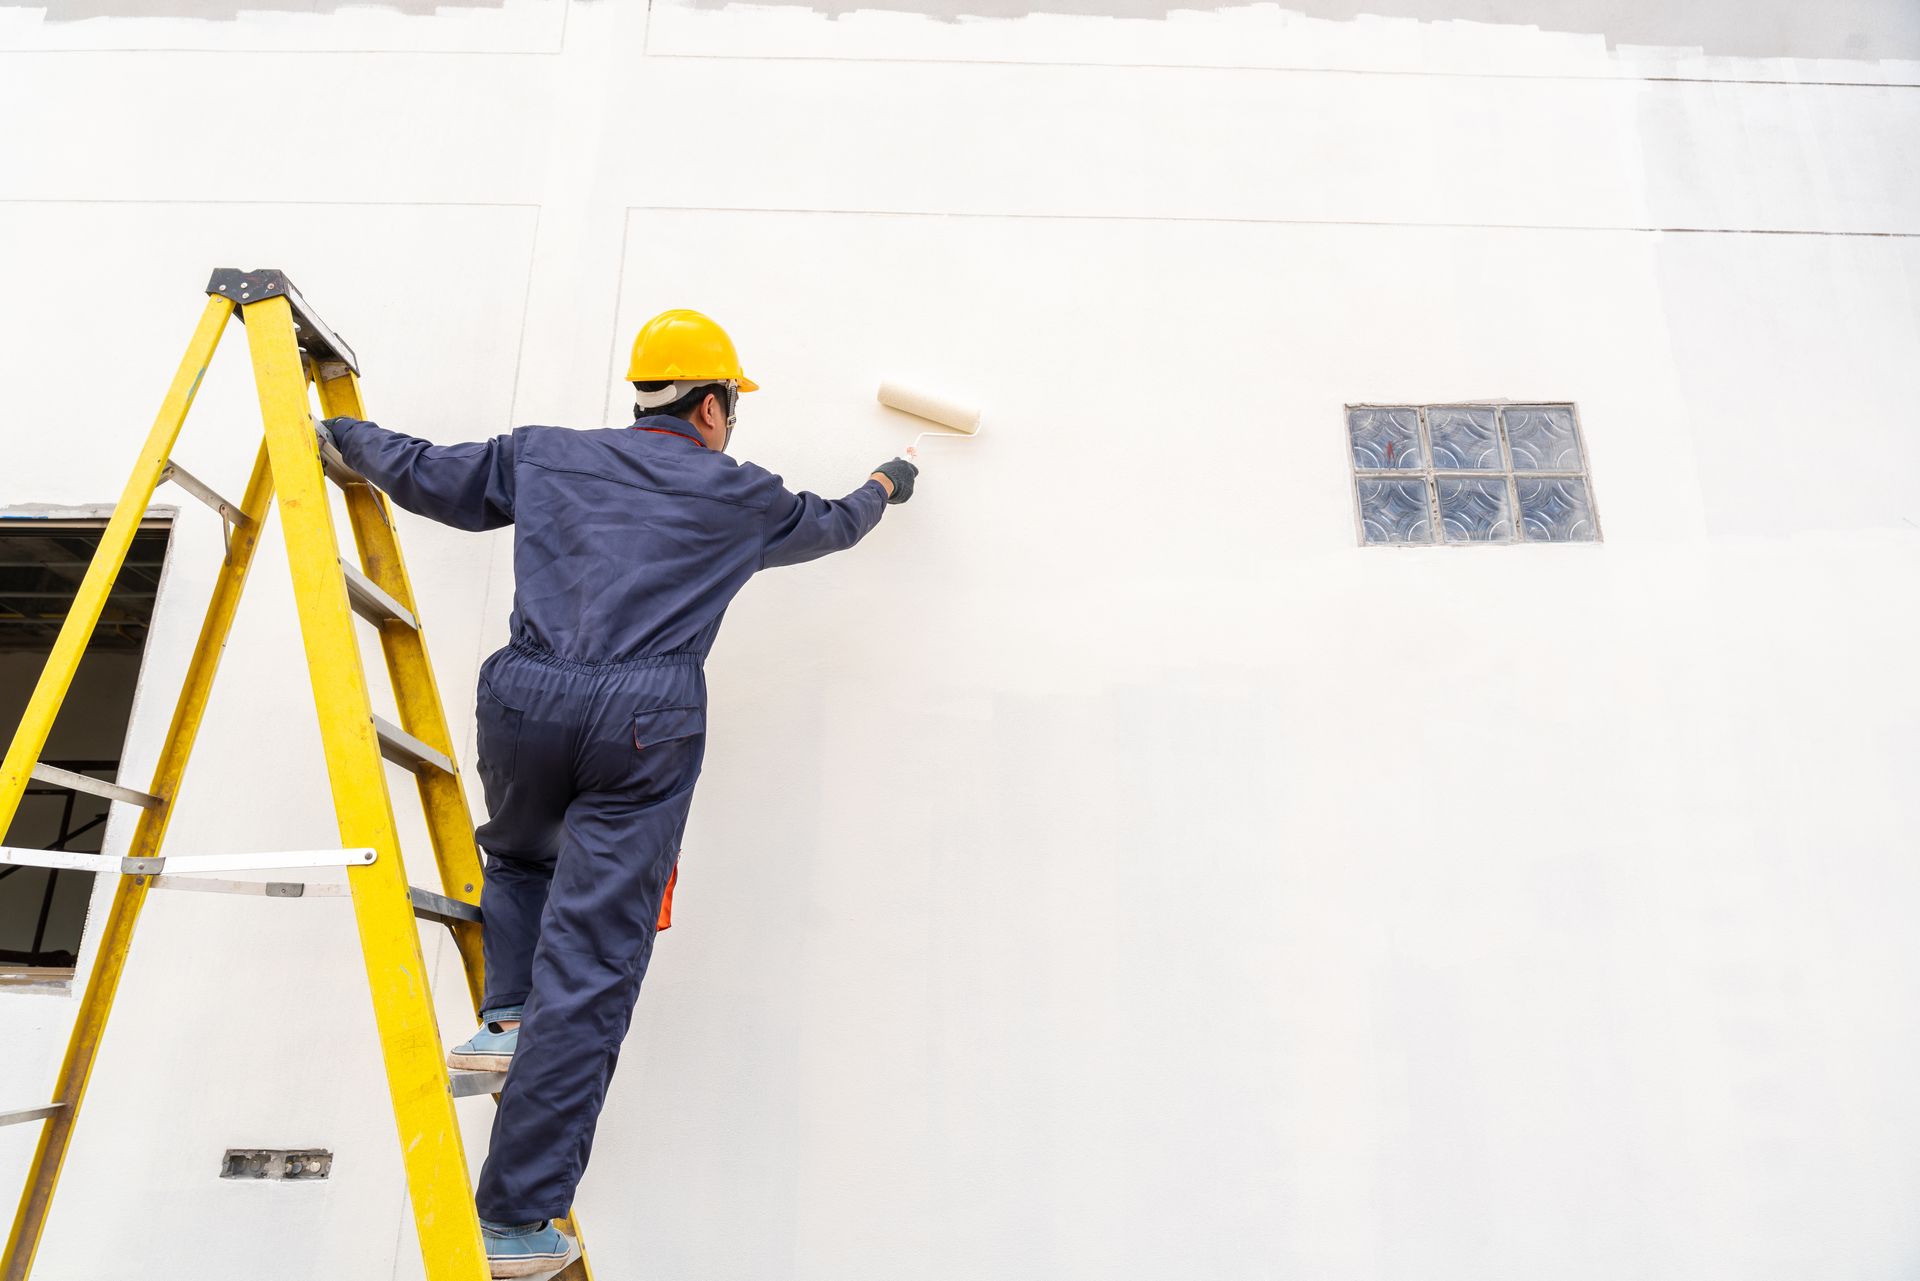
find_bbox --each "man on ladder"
[319,309,917,1277]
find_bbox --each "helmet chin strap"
[631,379,739,449]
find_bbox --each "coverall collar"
[630,413,707,447]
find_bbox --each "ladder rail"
[315,367,489,1008]
[3,436,275,1281]
[244,296,491,1279]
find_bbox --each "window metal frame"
[1345,401,1602,547]
[0,508,176,991]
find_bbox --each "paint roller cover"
[877,382,981,434]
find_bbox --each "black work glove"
[873,457,918,505]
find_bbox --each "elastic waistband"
[506,639,704,674]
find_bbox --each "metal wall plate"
[220,1149,332,1180]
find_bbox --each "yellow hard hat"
[625,309,759,392]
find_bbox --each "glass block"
[1437,477,1513,543]
[1426,406,1502,469]
[1346,407,1422,471]
[1356,479,1433,545]
[1504,405,1582,471]
[1517,477,1599,542]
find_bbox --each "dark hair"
[634,381,732,423]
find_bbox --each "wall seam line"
[624,206,1920,238]
[0,46,1913,89]
[0,198,542,208]
[638,50,1920,89]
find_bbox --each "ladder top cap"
[205,267,360,376]
[206,266,293,303]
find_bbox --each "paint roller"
[878,381,982,463]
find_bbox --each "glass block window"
[1347,404,1600,546]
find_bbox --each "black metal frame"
[0,758,115,969]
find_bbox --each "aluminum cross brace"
[0,846,377,876]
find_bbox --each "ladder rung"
[372,716,455,776]
[449,1071,507,1100]
[317,431,364,487]
[410,886,482,926]
[28,763,160,810]
[0,1104,65,1129]
[160,460,248,528]
[340,559,418,630]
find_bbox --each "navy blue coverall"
[327,413,889,1223]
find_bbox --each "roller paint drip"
[878,381,982,462]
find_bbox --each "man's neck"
[632,413,705,447]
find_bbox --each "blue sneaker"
[480,1218,578,1278]
[448,1006,522,1073]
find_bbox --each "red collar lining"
[633,425,703,445]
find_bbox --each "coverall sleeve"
[327,417,516,531]
[760,478,889,569]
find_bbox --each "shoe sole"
[488,1236,580,1279]
[448,1050,514,1072]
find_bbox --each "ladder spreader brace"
[0,270,591,1281]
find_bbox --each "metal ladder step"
[0,1103,66,1129]
[160,460,247,528]
[409,886,481,926]
[314,425,366,489]
[449,1071,507,1100]
[28,762,160,810]
[138,878,479,928]
[341,559,418,631]
[372,715,454,776]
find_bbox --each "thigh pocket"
[633,704,705,752]
[630,704,706,799]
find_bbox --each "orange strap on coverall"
[656,861,677,930]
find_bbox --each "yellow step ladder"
[0,270,590,1281]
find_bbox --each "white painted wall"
[2,2,1917,1278]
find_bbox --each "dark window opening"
[1,519,170,983]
